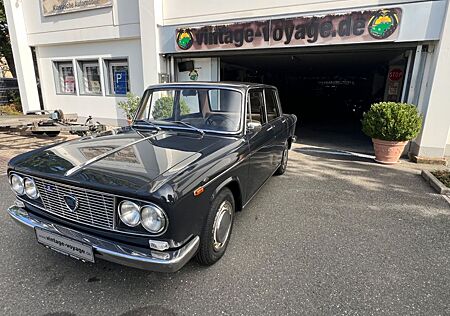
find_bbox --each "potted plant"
[362,102,422,164]
[117,92,140,125]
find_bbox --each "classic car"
[6,82,297,272]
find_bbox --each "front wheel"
[196,188,235,266]
[274,143,289,176]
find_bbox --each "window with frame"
[55,61,76,94]
[265,89,280,121]
[248,90,266,124]
[106,59,129,95]
[79,60,102,95]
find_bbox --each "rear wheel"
[196,188,235,266]
[274,143,289,176]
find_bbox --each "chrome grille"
[34,178,115,230]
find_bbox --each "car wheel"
[274,143,289,176]
[196,188,235,266]
[45,131,60,137]
[31,131,45,135]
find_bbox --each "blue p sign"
[114,71,127,95]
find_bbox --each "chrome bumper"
[7,205,199,272]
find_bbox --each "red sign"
[388,69,403,81]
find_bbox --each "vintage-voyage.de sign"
[176,8,402,52]
[41,0,112,17]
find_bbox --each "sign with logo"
[41,0,112,17]
[176,8,401,52]
[114,71,127,95]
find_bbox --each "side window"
[265,89,280,122]
[248,90,266,124]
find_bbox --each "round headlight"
[24,177,39,199]
[118,201,141,227]
[141,205,167,234]
[9,174,24,195]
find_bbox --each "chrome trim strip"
[7,205,199,273]
[64,133,160,177]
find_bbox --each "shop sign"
[176,8,401,52]
[41,0,112,17]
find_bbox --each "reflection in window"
[80,61,102,95]
[55,61,76,94]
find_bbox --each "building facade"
[4,0,450,159]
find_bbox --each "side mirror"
[247,121,262,132]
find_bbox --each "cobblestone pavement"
[0,131,79,175]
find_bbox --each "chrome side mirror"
[247,121,262,132]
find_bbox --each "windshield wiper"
[172,121,205,136]
[133,119,162,131]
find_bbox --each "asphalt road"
[1,146,449,315]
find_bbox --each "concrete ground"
[0,138,449,315]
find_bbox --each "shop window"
[54,61,76,95]
[106,59,129,95]
[79,60,102,95]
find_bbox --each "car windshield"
[134,88,243,133]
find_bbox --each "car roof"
[145,81,276,91]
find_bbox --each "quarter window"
[79,61,102,95]
[55,61,76,94]
[248,90,266,124]
[265,89,280,121]
[106,59,129,95]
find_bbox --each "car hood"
[11,128,236,195]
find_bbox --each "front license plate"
[35,228,95,263]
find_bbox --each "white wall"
[162,0,434,25]
[176,58,219,82]
[23,0,140,46]
[37,39,144,126]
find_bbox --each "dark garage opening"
[220,47,410,153]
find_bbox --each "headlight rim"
[24,177,40,199]
[9,174,25,196]
[118,200,141,227]
[140,203,168,234]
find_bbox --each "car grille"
[34,178,115,230]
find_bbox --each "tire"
[45,131,60,137]
[31,131,45,135]
[274,143,289,176]
[196,188,235,266]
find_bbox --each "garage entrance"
[220,47,411,153]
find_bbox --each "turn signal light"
[193,186,205,196]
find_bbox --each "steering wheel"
[205,114,235,130]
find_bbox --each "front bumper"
[7,205,199,272]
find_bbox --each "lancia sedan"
[7,82,297,272]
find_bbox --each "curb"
[421,170,450,195]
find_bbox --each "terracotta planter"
[372,139,408,164]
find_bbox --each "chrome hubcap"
[282,148,288,169]
[212,200,233,251]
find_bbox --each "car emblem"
[63,195,79,212]
[44,184,55,192]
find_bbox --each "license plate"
[35,228,95,263]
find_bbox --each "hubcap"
[212,200,233,251]
[282,147,288,169]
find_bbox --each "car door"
[264,88,285,166]
[246,88,276,198]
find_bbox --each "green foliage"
[117,92,140,119]
[362,102,422,141]
[152,96,190,120]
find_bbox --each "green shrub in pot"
[362,102,423,164]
